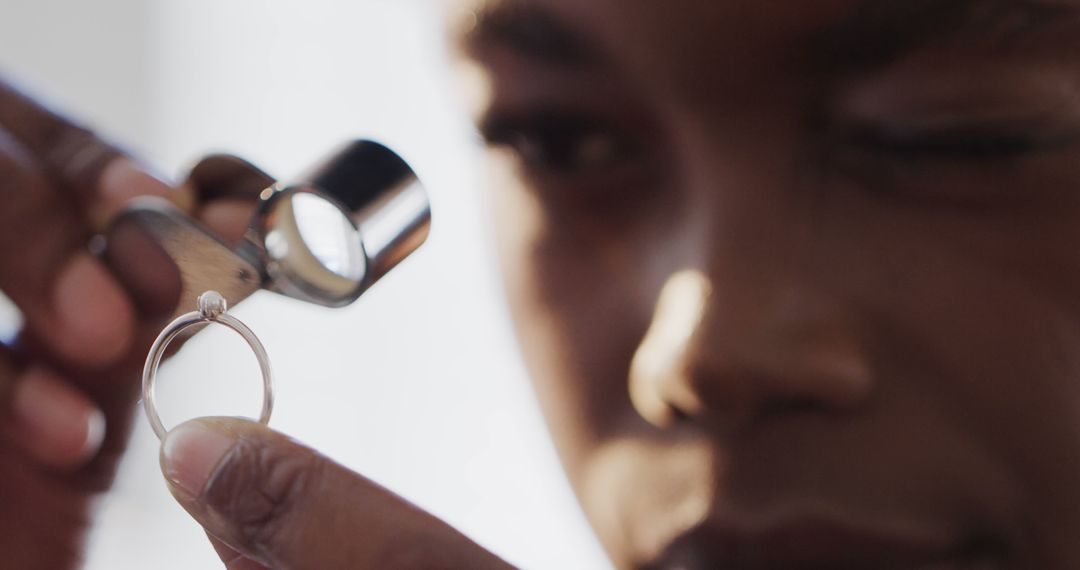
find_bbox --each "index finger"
[0,79,177,224]
[0,79,119,199]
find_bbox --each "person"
[2,0,1080,568]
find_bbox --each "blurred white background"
[0,0,610,568]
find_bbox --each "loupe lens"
[262,188,366,305]
[288,193,365,281]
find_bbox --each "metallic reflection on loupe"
[114,139,431,315]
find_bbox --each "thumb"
[159,418,511,570]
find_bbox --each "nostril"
[629,355,710,428]
[668,405,692,424]
[629,374,694,428]
[753,397,828,423]
[628,268,874,430]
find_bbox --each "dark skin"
[3,0,1080,568]
[0,81,290,568]
[0,81,510,569]
[0,80,176,569]
[465,0,1080,567]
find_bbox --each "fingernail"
[52,254,134,366]
[96,158,192,226]
[198,198,260,245]
[100,158,172,203]
[12,368,106,467]
[161,421,237,498]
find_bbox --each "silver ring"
[142,291,274,440]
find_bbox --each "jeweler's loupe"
[113,140,430,314]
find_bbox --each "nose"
[628,268,873,431]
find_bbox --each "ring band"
[142,291,274,440]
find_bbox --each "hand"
[0,78,273,569]
[160,418,514,569]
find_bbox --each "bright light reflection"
[292,193,365,281]
[0,290,23,346]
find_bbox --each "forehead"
[454,0,856,78]
[454,0,857,42]
[455,0,1080,91]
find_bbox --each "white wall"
[0,1,609,568]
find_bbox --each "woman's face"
[453,1,1080,567]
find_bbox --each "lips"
[644,514,1006,570]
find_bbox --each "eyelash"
[479,111,639,178]
[477,106,1079,215]
[845,123,1077,161]
[822,119,1080,206]
[485,118,1069,184]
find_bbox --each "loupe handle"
[112,140,430,317]
[299,140,431,292]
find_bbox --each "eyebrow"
[466,0,1079,75]
[464,1,602,68]
[816,0,1080,71]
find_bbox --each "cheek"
[487,154,660,463]
[881,269,1080,557]
[822,191,1080,543]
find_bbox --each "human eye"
[476,104,672,226]
[828,91,1080,207]
[845,121,1080,162]
[478,108,643,182]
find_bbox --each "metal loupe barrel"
[254,140,431,307]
